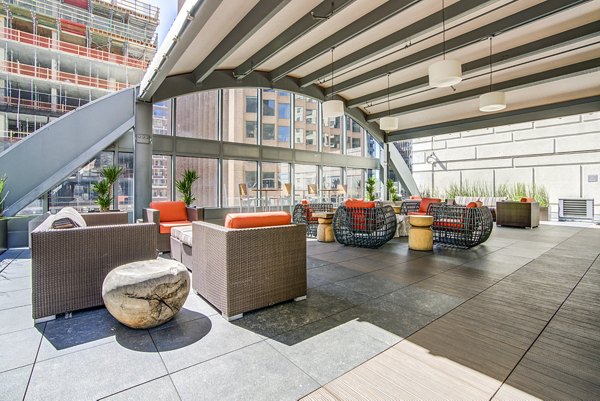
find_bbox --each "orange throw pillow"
[149,201,187,222]
[419,198,442,213]
[225,212,291,229]
[520,197,534,203]
[345,199,376,209]
[466,202,478,208]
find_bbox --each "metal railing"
[0,27,149,69]
[94,0,160,22]
[5,0,158,45]
[1,60,130,91]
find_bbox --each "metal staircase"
[0,87,136,216]
[388,142,419,196]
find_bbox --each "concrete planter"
[539,206,549,221]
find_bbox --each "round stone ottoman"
[408,215,434,251]
[102,259,190,329]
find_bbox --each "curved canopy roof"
[139,0,600,142]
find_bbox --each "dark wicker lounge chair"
[332,204,396,248]
[31,217,157,321]
[292,202,335,238]
[429,204,493,248]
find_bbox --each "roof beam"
[368,59,599,121]
[193,0,292,84]
[233,0,357,79]
[332,0,587,94]
[299,0,488,88]
[350,21,600,108]
[269,0,420,83]
[387,96,600,141]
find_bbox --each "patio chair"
[143,201,203,252]
[31,214,157,321]
[399,197,442,215]
[292,201,335,238]
[307,183,320,202]
[238,183,256,212]
[191,213,306,320]
[429,203,494,248]
[333,200,397,248]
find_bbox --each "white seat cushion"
[171,225,193,247]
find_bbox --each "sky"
[144,0,178,45]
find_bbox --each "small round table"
[312,211,335,243]
[408,215,434,251]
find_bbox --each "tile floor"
[0,224,598,400]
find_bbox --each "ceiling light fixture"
[322,47,344,120]
[428,0,462,88]
[380,73,398,131]
[479,36,506,112]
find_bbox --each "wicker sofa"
[143,201,203,252]
[191,220,307,320]
[292,202,335,238]
[429,204,494,248]
[31,215,157,321]
[333,203,397,248]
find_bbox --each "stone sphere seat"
[102,259,190,329]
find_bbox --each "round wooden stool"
[313,212,335,243]
[408,215,434,251]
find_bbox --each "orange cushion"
[419,198,442,213]
[466,202,478,208]
[520,197,534,203]
[301,199,310,205]
[225,212,291,229]
[159,220,191,234]
[150,201,187,222]
[410,195,422,200]
[345,199,376,209]
[433,219,464,230]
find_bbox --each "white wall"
[411,111,600,221]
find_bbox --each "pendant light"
[428,0,462,88]
[322,47,344,119]
[380,73,398,131]
[479,36,506,112]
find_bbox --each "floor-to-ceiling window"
[152,155,171,202]
[322,116,342,154]
[294,164,318,201]
[262,90,291,148]
[346,117,364,157]
[222,88,258,144]
[175,91,219,139]
[222,159,258,207]
[346,168,363,199]
[294,94,318,152]
[175,156,219,207]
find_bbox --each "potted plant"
[365,176,376,201]
[175,169,199,207]
[386,179,400,203]
[92,165,123,212]
[530,184,550,221]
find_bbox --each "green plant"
[495,183,510,198]
[444,182,461,200]
[175,169,199,206]
[365,176,376,201]
[92,165,123,212]
[386,179,400,202]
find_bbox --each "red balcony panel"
[63,0,89,10]
[60,19,87,37]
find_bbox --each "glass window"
[346,168,363,199]
[322,116,342,154]
[294,164,317,202]
[367,134,382,158]
[278,126,290,142]
[175,156,218,208]
[152,155,172,202]
[223,88,258,144]
[48,151,114,213]
[261,162,290,190]
[117,152,133,212]
[262,90,290,148]
[222,160,258,207]
[245,96,257,113]
[263,123,275,140]
[367,168,382,200]
[262,99,275,116]
[152,101,171,136]
[245,121,256,138]
[175,91,218,139]
[278,103,290,119]
[322,166,342,189]
[294,94,318,151]
[346,117,364,157]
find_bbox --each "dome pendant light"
[479,36,506,112]
[428,0,462,88]
[380,73,398,131]
[322,47,344,119]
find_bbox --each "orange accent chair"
[143,201,203,252]
[407,197,443,215]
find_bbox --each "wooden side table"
[408,215,434,251]
[312,211,335,243]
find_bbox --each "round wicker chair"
[429,204,494,248]
[292,202,335,238]
[332,204,397,248]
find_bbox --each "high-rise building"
[0,0,159,150]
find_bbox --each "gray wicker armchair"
[333,204,397,248]
[31,220,157,321]
[191,221,307,320]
